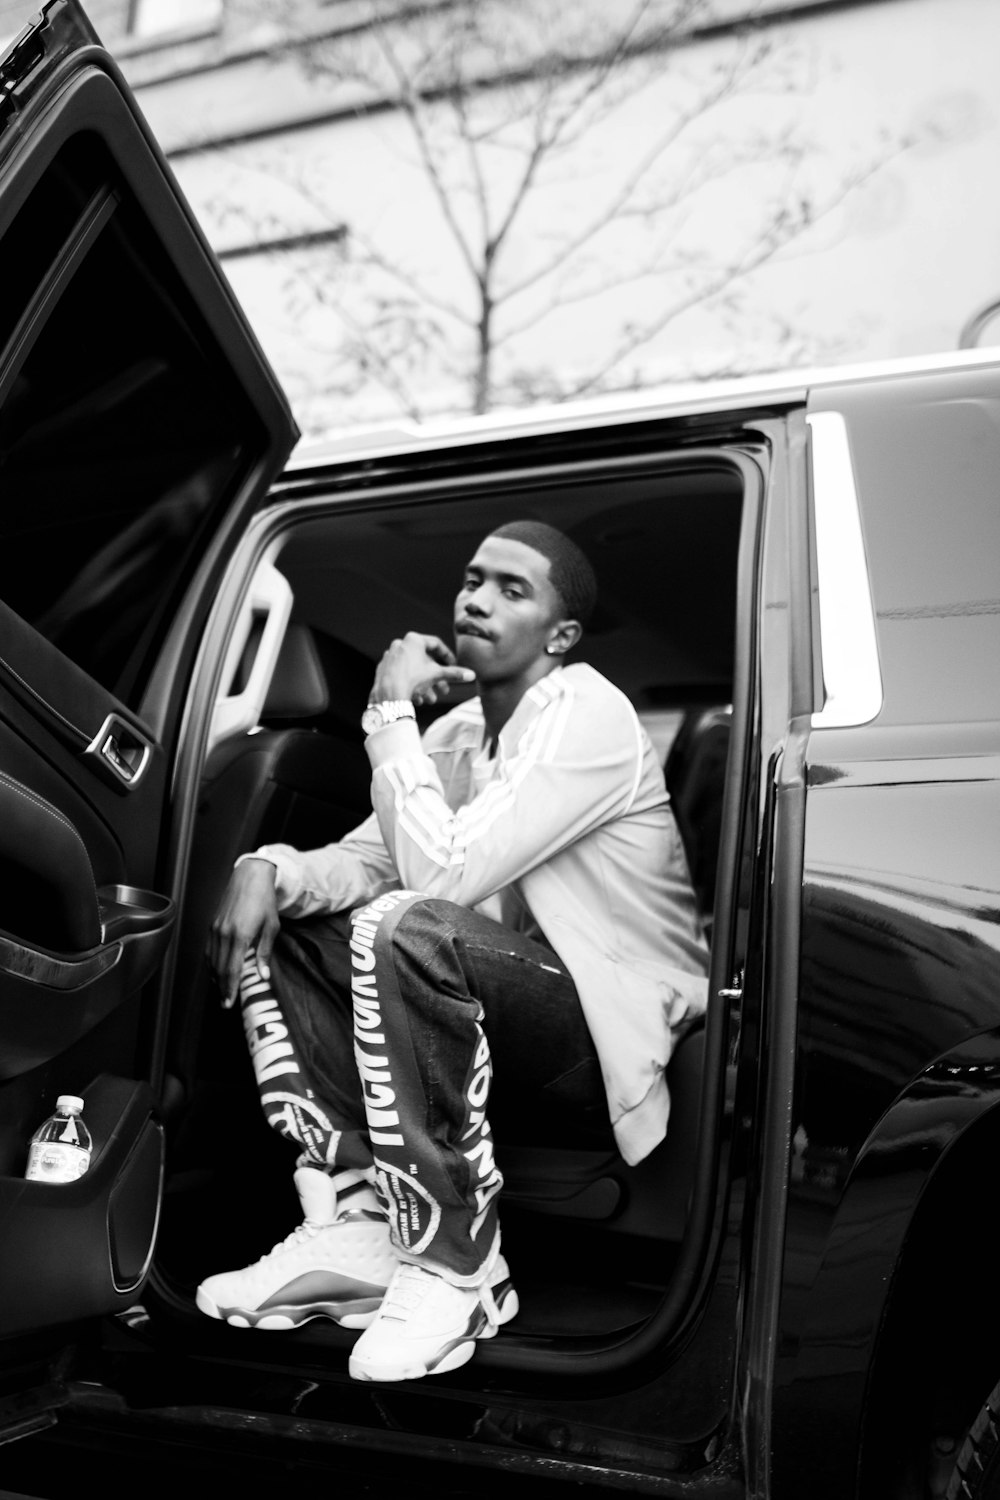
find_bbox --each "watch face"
[361,705,384,734]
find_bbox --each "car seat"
[168,623,372,1078]
[664,703,733,933]
[497,703,733,1242]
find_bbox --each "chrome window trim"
[807,410,883,729]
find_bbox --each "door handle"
[84,714,152,790]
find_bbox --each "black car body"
[1,5,998,1497]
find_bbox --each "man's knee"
[352,891,459,965]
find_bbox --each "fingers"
[256,915,278,981]
[437,664,476,685]
[413,667,476,707]
[420,667,475,701]
[206,859,279,1009]
[213,923,250,1010]
[420,635,457,667]
[206,923,230,1005]
[223,936,244,1010]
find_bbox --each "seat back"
[664,704,732,925]
[494,708,731,1241]
[497,1023,704,1241]
[169,625,371,1083]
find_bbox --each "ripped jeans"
[238,892,614,1284]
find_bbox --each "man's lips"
[455,620,494,641]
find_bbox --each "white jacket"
[252,663,709,1164]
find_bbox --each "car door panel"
[0,1075,162,1338]
[0,620,173,1332]
[0,769,104,952]
[0,599,167,885]
[0,642,174,1056]
[0,1,297,1351]
[0,896,175,1082]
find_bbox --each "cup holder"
[97,885,175,943]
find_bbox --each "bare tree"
[216,0,901,425]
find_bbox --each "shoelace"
[380,1263,501,1329]
[253,1206,384,1268]
[380,1263,439,1319]
[256,1219,323,1264]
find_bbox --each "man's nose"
[465,584,491,615]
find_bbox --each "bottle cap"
[55,1095,84,1112]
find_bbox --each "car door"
[0,1,296,1350]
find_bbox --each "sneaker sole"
[196,1285,384,1330]
[348,1279,519,1382]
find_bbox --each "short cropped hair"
[489,519,598,627]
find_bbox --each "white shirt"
[252,664,709,1164]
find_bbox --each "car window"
[0,132,263,709]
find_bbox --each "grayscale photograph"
[0,3,997,1496]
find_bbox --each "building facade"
[3,0,999,436]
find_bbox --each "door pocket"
[0,893,175,1081]
[0,1075,163,1337]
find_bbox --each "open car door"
[0,0,296,1368]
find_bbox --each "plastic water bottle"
[25,1095,93,1183]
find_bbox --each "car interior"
[153,459,745,1361]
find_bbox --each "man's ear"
[547,618,582,657]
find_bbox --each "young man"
[198,519,709,1383]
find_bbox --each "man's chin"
[454,634,488,669]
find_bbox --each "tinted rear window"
[0,134,260,707]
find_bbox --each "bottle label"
[26,1140,90,1183]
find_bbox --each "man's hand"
[370,632,474,708]
[207,857,280,1008]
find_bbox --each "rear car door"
[0,1,296,1350]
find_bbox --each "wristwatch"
[361,699,416,736]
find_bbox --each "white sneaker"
[196,1167,397,1331]
[348,1253,519,1382]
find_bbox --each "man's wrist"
[234,853,277,876]
[365,714,421,769]
[234,852,281,896]
[362,699,416,736]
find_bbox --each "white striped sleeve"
[254,811,397,917]
[369,675,643,906]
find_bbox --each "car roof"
[285,345,1000,471]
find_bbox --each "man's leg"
[196,913,397,1329]
[242,912,374,1175]
[347,891,608,1381]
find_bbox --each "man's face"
[453,535,568,687]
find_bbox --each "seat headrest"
[262,623,329,720]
